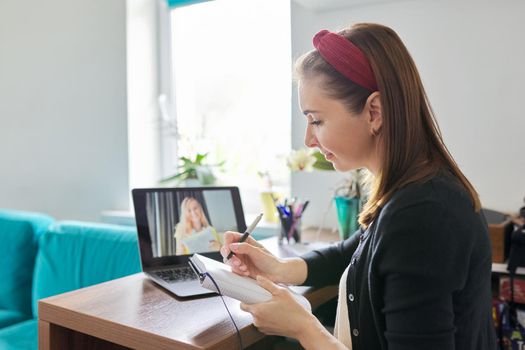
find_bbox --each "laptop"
[132,186,247,297]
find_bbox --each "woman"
[220,23,496,349]
[174,197,221,254]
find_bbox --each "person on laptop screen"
[174,197,222,254]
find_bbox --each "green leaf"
[195,153,208,164]
[160,170,190,183]
[312,151,335,171]
[161,152,222,185]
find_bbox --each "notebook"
[189,253,311,311]
[180,227,218,253]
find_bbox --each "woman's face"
[186,200,203,230]
[298,76,377,172]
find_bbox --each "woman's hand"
[220,231,309,285]
[241,276,347,350]
[220,231,284,283]
[240,276,318,338]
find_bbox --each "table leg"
[38,320,69,350]
[38,320,129,349]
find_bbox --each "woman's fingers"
[221,242,257,264]
[230,242,260,256]
[256,275,282,295]
[224,230,264,248]
[221,231,243,260]
[221,232,277,279]
[222,231,268,260]
[223,231,242,244]
[240,302,252,313]
[223,255,250,276]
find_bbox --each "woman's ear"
[366,92,382,135]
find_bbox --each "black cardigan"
[302,174,497,350]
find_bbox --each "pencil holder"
[278,215,301,244]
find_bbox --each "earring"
[371,129,379,137]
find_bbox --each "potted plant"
[160,153,224,187]
[332,169,366,239]
[287,148,367,240]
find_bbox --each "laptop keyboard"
[154,266,198,283]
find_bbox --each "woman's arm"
[241,275,349,350]
[278,257,308,285]
[222,229,362,287]
[297,318,349,350]
[301,229,362,287]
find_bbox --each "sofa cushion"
[0,309,28,329]
[0,319,37,350]
[32,221,141,316]
[0,210,54,316]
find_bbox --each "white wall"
[127,0,163,193]
[2,0,522,224]
[291,0,525,228]
[0,0,129,221]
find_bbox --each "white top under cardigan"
[334,265,353,349]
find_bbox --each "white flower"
[287,149,317,172]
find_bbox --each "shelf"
[492,263,525,276]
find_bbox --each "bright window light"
[170,0,292,212]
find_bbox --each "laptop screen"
[132,187,247,268]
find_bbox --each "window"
[164,0,292,213]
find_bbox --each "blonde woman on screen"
[174,197,222,255]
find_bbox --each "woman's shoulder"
[370,173,490,278]
[382,172,471,217]
[373,172,480,238]
[372,172,486,246]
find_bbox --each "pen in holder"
[276,198,309,245]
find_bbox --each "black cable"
[203,272,244,350]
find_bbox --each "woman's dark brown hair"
[295,23,481,227]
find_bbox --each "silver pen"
[226,213,263,260]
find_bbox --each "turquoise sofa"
[0,210,141,349]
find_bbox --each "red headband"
[313,29,378,92]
